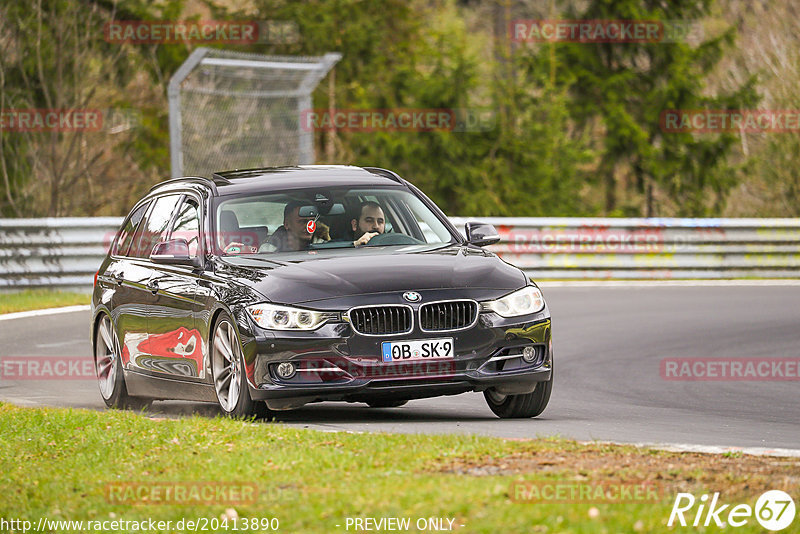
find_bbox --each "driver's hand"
[353,232,379,247]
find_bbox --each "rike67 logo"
[669,490,796,531]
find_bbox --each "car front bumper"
[239,310,552,410]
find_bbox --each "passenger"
[223,201,329,254]
[260,201,330,252]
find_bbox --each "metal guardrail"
[0,218,123,291]
[451,217,800,280]
[1,217,799,290]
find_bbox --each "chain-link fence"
[168,48,340,178]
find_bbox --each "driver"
[351,201,386,247]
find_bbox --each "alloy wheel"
[212,320,242,413]
[95,315,118,400]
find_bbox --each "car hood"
[215,245,527,305]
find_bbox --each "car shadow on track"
[141,400,499,423]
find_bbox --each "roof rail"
[149,176,219,195]
[211,173,233,185]
[362,167,406,184]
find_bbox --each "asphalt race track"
[2,285,799,451]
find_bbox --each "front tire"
[483,379,552,419]
[95,314,150,410]
[211,312,262,418]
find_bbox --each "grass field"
[0,403,797,533]
[0,290,88,314]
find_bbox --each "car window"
[129,194,182,259]
[217,199,282,251]
[214,187,455,255]
[169,197,201,257]
[113,201,149,256]
[400,196,449,244]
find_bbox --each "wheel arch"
[91,306,113,365]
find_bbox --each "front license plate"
[381,338,454,362]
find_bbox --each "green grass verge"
[1,403,796,533]
[0,290,88,314]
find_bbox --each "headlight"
[246,303,337,331]
[483,286,545,317]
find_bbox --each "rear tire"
[366,400,408,408]
[484,379,552,419]
[95,314,151,411]
[211,312,259,418]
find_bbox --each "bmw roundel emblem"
[403,291,422,303]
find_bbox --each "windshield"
[213,186,457,256]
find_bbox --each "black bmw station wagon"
[91,166,553,418]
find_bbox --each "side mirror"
[465,222,500,246]
[150,238,202,267]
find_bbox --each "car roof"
[149,166,407,197]
[148,165,402,196]
[213,165,406,195]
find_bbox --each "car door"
[146,194,207,379]
[107,200,151,370]
[121,193,183,374]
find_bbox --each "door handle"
[114,272,124,285]
[146,280,159,294]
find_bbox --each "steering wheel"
[365,232,423,246]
